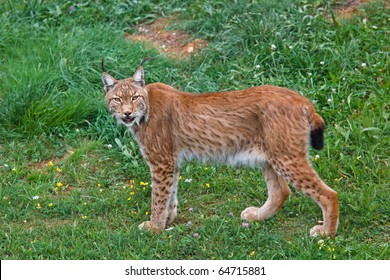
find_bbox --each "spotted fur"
[102,66,339,236]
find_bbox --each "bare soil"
[333,0,370,19]
[125,17,207,59]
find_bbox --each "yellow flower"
[48,203,53,207]
[82,215,87,219]
[97,183,101,187]
[36,203,41,209]
[250,250,255,257]
[57,182,63,188]
[48,161,54,167]
[130,192,135,195]
[140,181,148,186]
[205,183,210,188]
[145,211,149,215]
[127,197,131,201]
[55,167,62,173]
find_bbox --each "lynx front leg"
[166,170,180,225]
[241,163,291,221]
[139,163,177,233]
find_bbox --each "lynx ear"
[102,73,116,93]
[132,66,145,88]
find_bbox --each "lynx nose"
[124,112,132,117]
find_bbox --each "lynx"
[102,63,339,237]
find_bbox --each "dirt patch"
[125,17,207,59]
[332,0,371,20]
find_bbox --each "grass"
[0,0,389,260]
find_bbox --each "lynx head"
[102,66,149,128]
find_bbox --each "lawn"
[0,0,388,260]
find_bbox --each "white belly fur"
[178,149,267,167]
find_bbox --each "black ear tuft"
[101,57,106,72]
[139,56,152,68]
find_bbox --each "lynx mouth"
[122,116,136,124]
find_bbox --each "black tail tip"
[310,127,325,150]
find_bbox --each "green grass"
[0,0,389,260]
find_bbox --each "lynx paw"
[240,207,259,221]
[310,225,325,237]
[138,221,163,233]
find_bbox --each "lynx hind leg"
[241,163,291,221]
[272,157,339,236]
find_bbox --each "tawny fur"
[102,66,339,236]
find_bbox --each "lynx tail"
[309,112,325,150]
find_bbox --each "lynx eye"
[112,97,121,103]
[132,95,140,101]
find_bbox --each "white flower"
[320,61,325,65]
[289,45,293,49]
[371,25,378,29]
[255,65,260,69]
[106,144,112,149]
[362,18,367,24]
[184,178,193,183]
[327,98,332,103]
[271,44,277,50]
[331,88,336,93]
[32,195,39,200]
[361,63,367,67]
